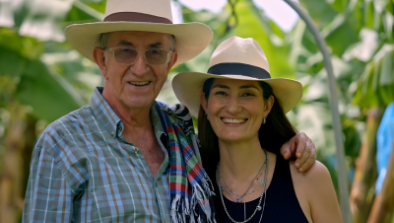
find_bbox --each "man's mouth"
[221,118,247,124]
[128,81,150,86]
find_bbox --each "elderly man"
[23,0,317,222]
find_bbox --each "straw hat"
[172,36,303,117]
[65,0,213,66]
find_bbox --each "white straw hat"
[172,36,303,117]
[65,0,213,66]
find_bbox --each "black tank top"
[213,156,309,223]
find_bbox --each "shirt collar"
[89,87,122,139]
[89,87,166,139]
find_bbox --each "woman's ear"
[200,92,208,112]
[264,95,275,117]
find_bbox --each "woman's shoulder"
[290,160,331,182]
[290,161,343,223]
[289,159,335,204]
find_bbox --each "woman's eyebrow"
[239,85,260,90]
[212,84,230,89]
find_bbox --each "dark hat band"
[207,63,271,79]
[104,12,172,24]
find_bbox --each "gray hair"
[98,32,176,50]
[169,35,176,50]
[99,33,110,49]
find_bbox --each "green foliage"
[0,0,103,123]
[231,0,294,79]
[354,44,394,108]
[0,1,393,220]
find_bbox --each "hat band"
[104,12,172,24]
[207,63,271,79]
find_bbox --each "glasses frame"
[105,47,173,66]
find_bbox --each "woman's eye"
[215,91,227,96]
[242,92,255,97]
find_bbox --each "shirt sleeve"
[23,145,73,223]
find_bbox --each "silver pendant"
[256,206,262,211]
[236,198,242,203]
[260,179,264,185]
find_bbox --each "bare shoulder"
[290,160,330,181]
[289,160,334,194]
[290,160,343,223]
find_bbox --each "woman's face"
[201,78,273,143]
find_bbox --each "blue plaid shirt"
[23,87,172,223]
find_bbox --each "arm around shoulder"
[305,161,343,223]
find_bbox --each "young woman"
[172,36,343,223]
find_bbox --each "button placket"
[133,147,139,154]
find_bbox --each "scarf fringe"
[171,173,216,223]
[157,102,216,223]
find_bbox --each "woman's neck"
[218,136,267,182]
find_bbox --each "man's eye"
[149,49,160,54]
[121,48,133,52]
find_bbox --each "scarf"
[155,101,216,223]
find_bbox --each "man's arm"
[280,132,317,172]
[23,146,73,223]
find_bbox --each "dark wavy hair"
[198,78,297,181]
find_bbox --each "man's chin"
[123,97,156,110]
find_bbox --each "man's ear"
[166,50,178,71]
[93,47,108,80]
[264,95,275,117]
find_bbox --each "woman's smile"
[221,117,248,124]
[203,79,267,142]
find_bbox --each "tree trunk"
[367,141,394,223]
[0,102,36,223]
[350,108,383,223]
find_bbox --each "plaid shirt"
[23,87,172,223]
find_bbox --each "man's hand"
[280,132,316,173]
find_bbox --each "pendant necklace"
[217,148,268,223]
[218,159,265,203]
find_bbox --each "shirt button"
[133,148,139,154]
[165,221,168,223]
[111,132,115,136]
[118,125,122,131]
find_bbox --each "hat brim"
[172,72,303,117]
[65,22,213,66]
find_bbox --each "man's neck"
[102,87,164,177]
[102,87,153,129]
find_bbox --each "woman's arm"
[292,160,343,223]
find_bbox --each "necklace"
[218,160,265,203]
[217,148,268,223]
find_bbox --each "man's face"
[95,31,177,111]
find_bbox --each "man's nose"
[130,51,150,76]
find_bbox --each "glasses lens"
[114,48,137,64]
[145,49,169,65]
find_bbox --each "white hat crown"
[172,36,303,117]
[65,0,213,66]
[104,0,173,22]
[208,37,270,73]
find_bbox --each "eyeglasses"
[106,47,173,66]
